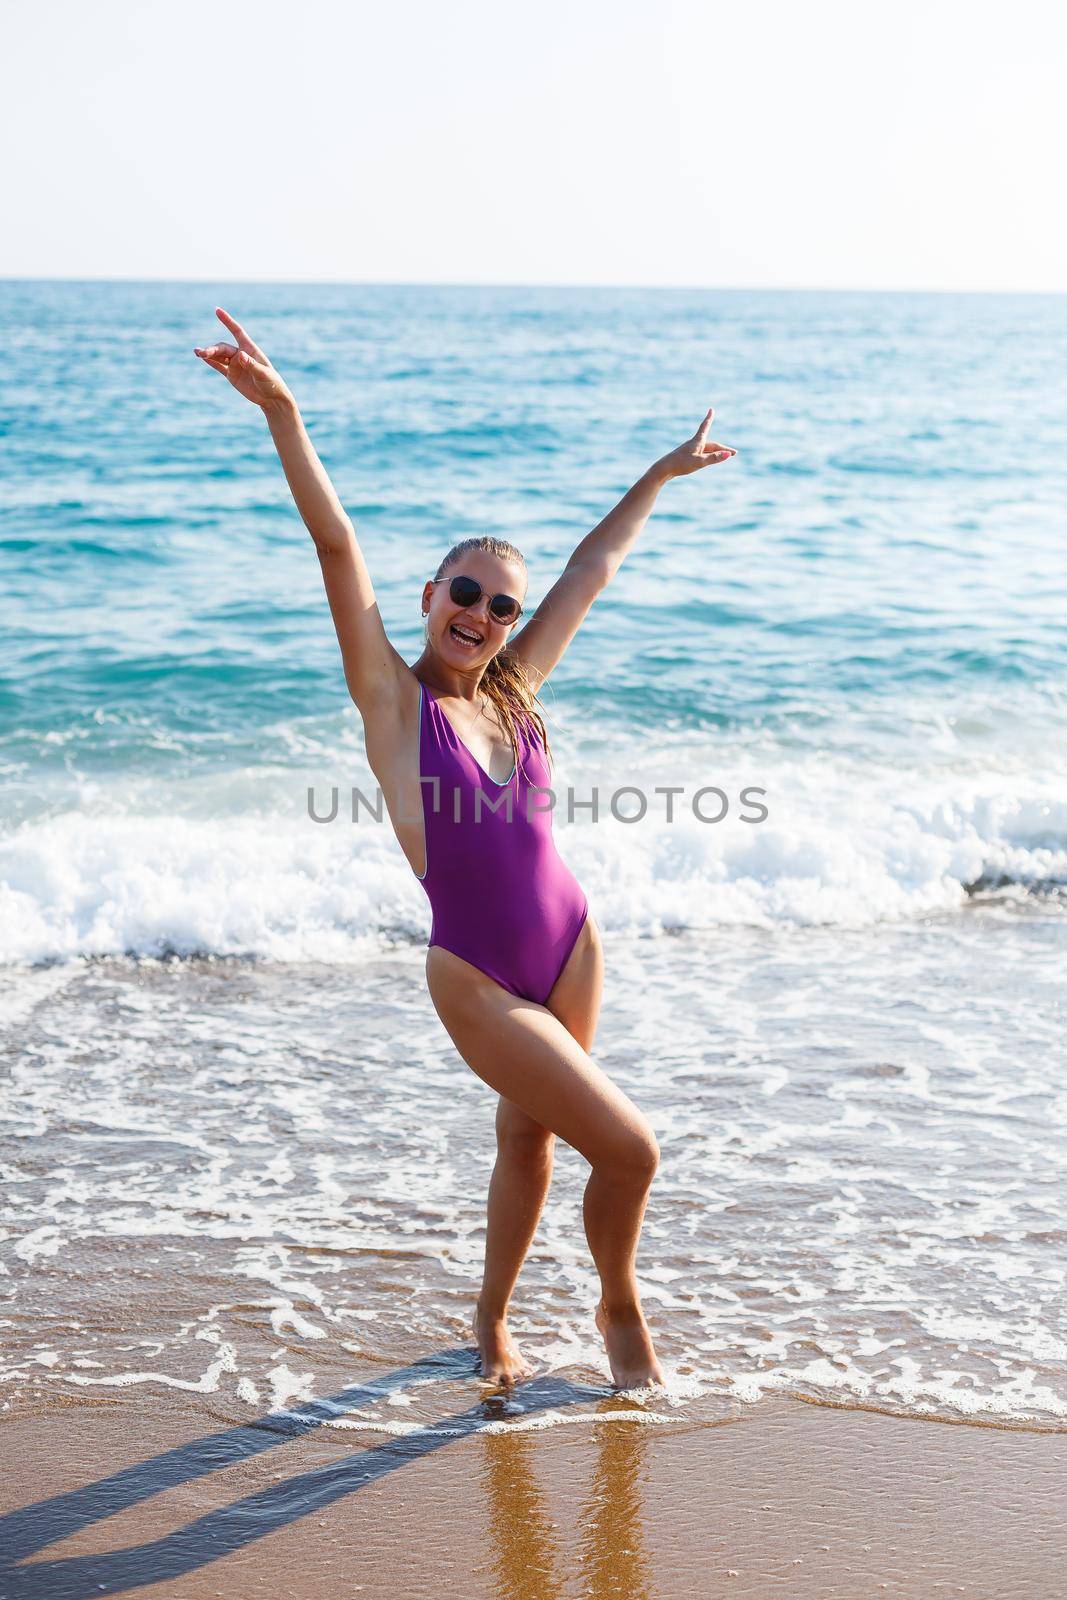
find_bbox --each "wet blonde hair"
[433,536,554,773]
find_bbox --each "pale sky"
[2,0,1065,291]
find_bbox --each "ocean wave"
[2,768,1063,965]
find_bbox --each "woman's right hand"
[194,307,295,410]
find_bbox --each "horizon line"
[0,273,1064,298]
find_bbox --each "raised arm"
[194,308,407,717]
[508,409,736,692]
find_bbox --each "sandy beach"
[3,1383,1065,1599]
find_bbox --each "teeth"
[451,625,482,644]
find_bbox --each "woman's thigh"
[425,926,654,1172]
[546,911,604,1053]
[495,912,606,1148]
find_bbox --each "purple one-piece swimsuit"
[414,680,589,1004]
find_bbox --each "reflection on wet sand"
[481,1401,654,1600]
[579,1417,655,1600]
[482,1425,563,1599]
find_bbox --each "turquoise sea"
[1,282,1065,1432]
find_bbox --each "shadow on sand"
[0,1345,649,1598]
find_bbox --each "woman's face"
[423,553,527,666]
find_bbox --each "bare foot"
[472,1302,534,1385]
[595,1299,666,1389]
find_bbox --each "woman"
[194,308,736,1390]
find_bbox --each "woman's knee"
[594,1124,660,1186]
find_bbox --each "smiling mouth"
[449,623,484,649]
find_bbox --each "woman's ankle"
[597,1294,645,1322]
[475,1293,510,1324]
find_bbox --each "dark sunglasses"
[432,574,524,625]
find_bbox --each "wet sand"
[2,1382,1064,1599]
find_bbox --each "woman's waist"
[419,826,583,895]
[422,859,587,931]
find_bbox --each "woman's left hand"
[656,409,737,478]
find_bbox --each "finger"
[215,307,268,362]
[195,350,231,376]
[217,307,269,363]
[695,407,714,443]
[194,342,238,362]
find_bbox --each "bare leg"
[473,1099,555,1382]
[474,917,605,1383]
[427,919,665,1389]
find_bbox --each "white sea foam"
[1,753,1063,965]
[65,1338,238,1394]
